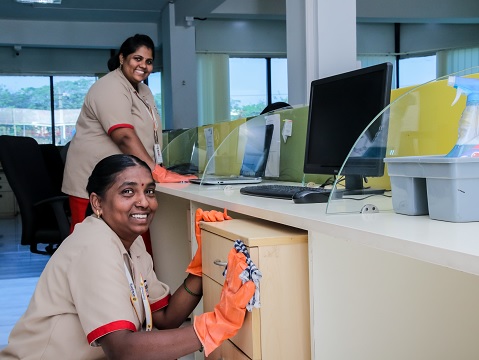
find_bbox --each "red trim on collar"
[87,320,137,344]
[107,123,134,135]
[150,293,171,312]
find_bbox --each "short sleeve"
[86,76,135,134]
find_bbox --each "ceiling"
[1,0,479,26]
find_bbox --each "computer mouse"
[292,189,330,204]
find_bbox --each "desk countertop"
[156,182,479,276]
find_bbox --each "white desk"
[152,183,479,360]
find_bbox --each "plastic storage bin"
[384,156,479,222]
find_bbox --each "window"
[229,58,267,119]
[53,76,96,145]
[271,58,288,104]
[0,75,96,145]
[0,76,51,143]
[399,55,437,88]
[229,57,288,119]
[146,72,163,129]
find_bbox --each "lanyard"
[123,261,153,331]
[134,91,163,165]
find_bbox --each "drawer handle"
[213,259,227,267]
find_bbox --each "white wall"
[195,19,286,56]
[0,19,159,49]
[401,23,479,54]
[0,47,110,74]
[3,18,479,74]
[0,18,161,75]
[3,16,479,128]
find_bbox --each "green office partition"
[196,115,268,183]
[260,105,330,185]
[196,118,247,176]
[194,106,332,185]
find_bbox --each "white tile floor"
[0,216,49,350]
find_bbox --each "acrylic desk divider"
[196,116,263,184]
[195,117,247,182]
[269,105,330,184]
[327,66,479,214]
[161,127,198,170]
[196,105,330,186]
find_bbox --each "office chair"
[260,102,292,115]
[0,136,70,255]
[40,143,66,195]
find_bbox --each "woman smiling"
[1,154,254,359]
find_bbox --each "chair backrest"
[0,136,60,247]
[260,101,292,115]
[40,143,65,196]
[0,136,56,205]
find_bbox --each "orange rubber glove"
[152,164,197,183]
[193,248,255,356]
[186,208,232,277]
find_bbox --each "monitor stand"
[342,175,385,196]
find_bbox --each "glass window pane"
[271,58,288,104]
[229,58,267,119]
[399,55,437,88]
[53,76,96,145]
[147,72,163,129]
[0,76,51,143]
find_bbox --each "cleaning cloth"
[223,239,262,311]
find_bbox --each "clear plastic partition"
[196,117,247,177]
[162,118,248,175]
[327,67,479,214]
[161,127,199,170]
[196,115,269,184]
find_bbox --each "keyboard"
[240,184,331,200]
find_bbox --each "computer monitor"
[303,62,393,194]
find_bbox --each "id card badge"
[153,129,163,165]
[154,143,163,165]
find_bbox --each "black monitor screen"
[304,62,393,192]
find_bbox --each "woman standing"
[62,34,195,233]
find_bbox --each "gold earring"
[96,210,101,219]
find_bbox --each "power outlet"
[360,204,379,214]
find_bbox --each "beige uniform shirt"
[0,216,170,360]
[62,68,162,199]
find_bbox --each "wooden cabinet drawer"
[0,190,16,217]
[201,219,310,360]
[202,230,259,285]
[203,275,258,359]
[207,337,251,360]
[0,170,17,217]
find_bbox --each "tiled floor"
[0,216,50,350]
[0,216,194,359]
